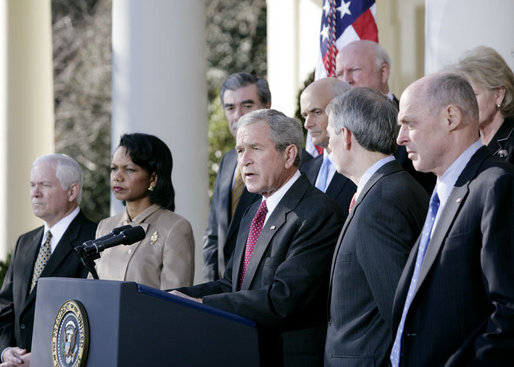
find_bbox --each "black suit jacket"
[325,160,428,367]
[0,210,96,351]
[392,147,514,366]
[302,154,356,218]
[181,174,344,367]
[487,116,514,164]
[203,148,313,281]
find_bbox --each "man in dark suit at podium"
[173,109,344,367]
[0,154,96,366]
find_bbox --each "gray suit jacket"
[180,173,343,367]
[0,210,96,351]
[392,147,514,366]
[325,160,428,367]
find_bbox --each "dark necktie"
[231,168,244,217]
[31,230,53,292]
[239,200,268,288]
[390,190,440,366]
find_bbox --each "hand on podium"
[0,347,30,367]
[169,290,203,303]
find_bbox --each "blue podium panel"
[31,278,259,367]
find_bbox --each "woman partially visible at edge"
[454,45,514,164]
[94,133,194,289]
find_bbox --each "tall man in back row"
[203,72,270,281]
[174,109,344,366]
[0,154,97,367]
[391,73,514,366]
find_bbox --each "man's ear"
[342,127,352,150]
[284,144,298,169]
[68,183,80,202]
[380,63,390,85]
[445,104,463,131]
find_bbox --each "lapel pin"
[150,231,159,245]
[270,225,276,230]
[456,198,462,203]
[498,149,508,158]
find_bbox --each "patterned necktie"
[316,154,331,192]
[239,200,268,288]
[231,167,244,217]
[390,190,440,367]
[348,192,357,213]
[30,230,53,292]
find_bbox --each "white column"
[0,0,54,259]
[425,0,514,74]
[267,0,322,116]
[112,0,208,283]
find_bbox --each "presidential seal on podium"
[51,300,89,367]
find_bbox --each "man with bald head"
[390,73,514,367]
[300,78,356,215]
[336,40,436,193]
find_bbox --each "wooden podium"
[31,278,260,367]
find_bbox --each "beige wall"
[376,0,426,98]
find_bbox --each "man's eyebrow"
[240,99,255,104]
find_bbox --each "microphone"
[82,226,146,256]
[94,225,132,243]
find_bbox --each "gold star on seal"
[150,231,159,245]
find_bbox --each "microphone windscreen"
[112,225,132,235]
[123,226,146,244]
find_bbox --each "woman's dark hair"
[118,133,175,211]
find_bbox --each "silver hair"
[424,73,479,121]
[326,87,398,155]
[237,109,304,167]
[32,153,83,204]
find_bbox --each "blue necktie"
[390,190,440,367]
[316,155,331,192]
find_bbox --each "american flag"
[307,0,379,157]
[315,0,378,80]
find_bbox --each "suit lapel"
[221,149,238,212]
[412,147,488,297]
[238,175,309,290]
[325,172,349,199]
[34,212,85,284]
[232,203,256,291]
[21,228,45,300]
[328,161,401,299]
[302,155,322,185]
[413,185,468,296]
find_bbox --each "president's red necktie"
[239,200,268,288]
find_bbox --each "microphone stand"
[74,241,100,280]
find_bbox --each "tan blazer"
[94,204,194,289]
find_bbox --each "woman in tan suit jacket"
[94,133,194,289]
